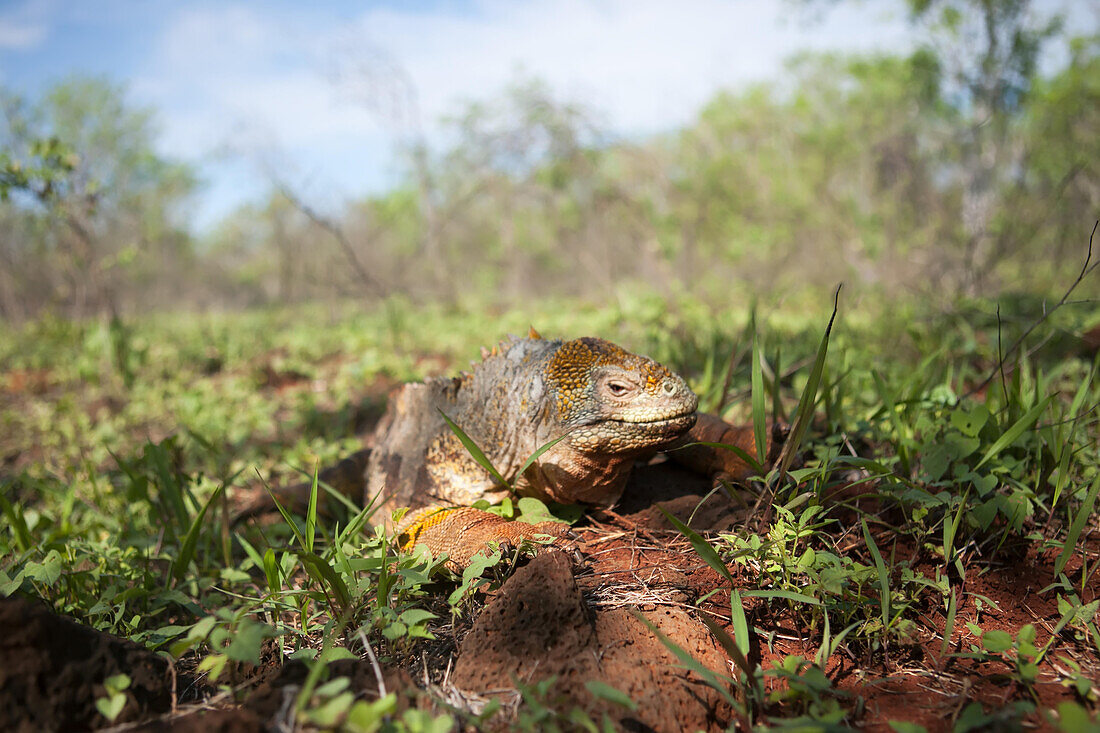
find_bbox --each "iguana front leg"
[395,506,570,572]
[667,413,788,481]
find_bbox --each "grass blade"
[173,482,225,581]
[941,585,958,659]
[742,589,822,605]
[297,550,351,612]
[702,612,753,678]
[439,409,511,488]
[674,441,766,478]
[0,486,33,553]
[305,469,319,554]
[775,286,840,478]
[633,611,739,708]
[752,326,767,466]
[974,396,1052,469]
[1054,473,1100,577]
[862,517,890,630]
[515,432,573,481]
[657,505,733,584]
[584,680,637,711]
[260,469,307,550]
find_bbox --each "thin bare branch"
[274,182,384,298]
[962,220,1100,402]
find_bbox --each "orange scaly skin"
[395,506,567,572]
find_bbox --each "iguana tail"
[233,449,372,522]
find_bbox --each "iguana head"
[545,337,699,454]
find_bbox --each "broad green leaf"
[980,629,1014,653]
[95,693,126,722]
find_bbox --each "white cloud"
[131,0,913,228]
[347,0,912,136]
[0,0,52,50]
[0,19,46,49]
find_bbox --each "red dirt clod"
[452,550,733,731]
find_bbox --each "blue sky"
[0,1,1088,231]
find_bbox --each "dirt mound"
[453,550,732,731]
[0,595,172,731]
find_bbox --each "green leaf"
[306,468,319,554]
[676,441,765,477]
[306,691,356,727]
[95,693,126,722]
[226,620,276,665]
[941,587,958,659]
[104,673,131,693]
[515,432,573,484]
[889,722,930,733]
[951,405,989,437]
[297,551,351,611]
[1053,702,1100,733]
[398,608,437,626]
[584,680,637,711]
[981,629,1014,653]
[24,553,62,587]
[701,613,753,679]
[447,549,502,605]
[0,490,33,553]
[346,694,398,733]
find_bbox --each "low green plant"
[94,673,130,723]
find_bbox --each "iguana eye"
[607,381,630,396]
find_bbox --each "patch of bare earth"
[0,596,175,731]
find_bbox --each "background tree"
[0,77,196,320]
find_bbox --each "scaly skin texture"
[258,331,780,569]
[367,334,698,516]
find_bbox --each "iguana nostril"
[662,379,677,395]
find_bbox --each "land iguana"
[250,330,784,568]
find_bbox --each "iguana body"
[260,332,779,567]
[370,334,698,512]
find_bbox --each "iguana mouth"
[610,410,697,425]
[608,412,698,430]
